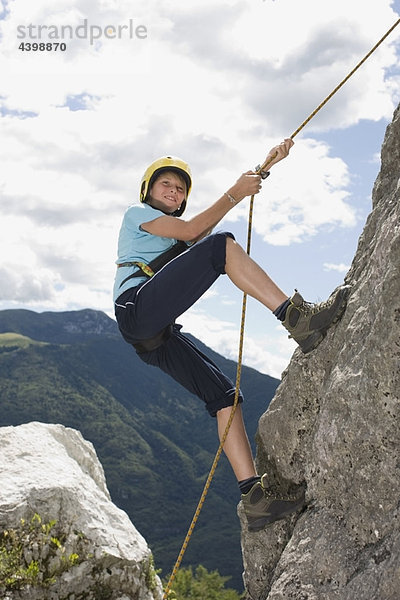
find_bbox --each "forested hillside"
[0,308,279,590]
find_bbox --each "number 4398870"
[19,42,67,51]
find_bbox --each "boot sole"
[298,285,351,354]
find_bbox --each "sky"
[1,0,399,379]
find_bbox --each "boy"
[113,139,349,531]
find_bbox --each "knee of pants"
[135,331,244,418]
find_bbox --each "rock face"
[240,104,400,600]
[0,422,162,600]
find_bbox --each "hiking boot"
[242,474,305,532]
[282,285,351,354]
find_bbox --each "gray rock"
[0,422,162,600]
[240,103,400,600]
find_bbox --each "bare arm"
[141,172,260,241]
[141,139,293,242]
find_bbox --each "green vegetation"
[0,332,47,349]
[0,308,279,591]
[0,513,89,592]
[164,565,244,599]
[145,554,162,592]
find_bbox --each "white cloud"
[165,0,399,133]
[323,262,351,273]
[0,0,399,348]
[370,151,382,164]
[0,265,56,303]
[247,138,356,245]
[178,307,296,379]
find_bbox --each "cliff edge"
[240,104,400,600]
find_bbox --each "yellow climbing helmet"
[140,156,192,217]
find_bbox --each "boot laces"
[298,296,332,316]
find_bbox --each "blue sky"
[1,0,399,377]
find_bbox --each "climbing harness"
[117,241,189,353]
[118,260,155,279]
[118,240,188,288]
[162,17,400,599]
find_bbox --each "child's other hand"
[263,138,294,169]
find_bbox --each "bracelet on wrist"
[224,192,237,205]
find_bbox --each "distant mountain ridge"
[0,308,117,342]
[0,307,280,591]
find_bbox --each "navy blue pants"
[114,232,244,417]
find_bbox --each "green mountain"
[0,308,279,591]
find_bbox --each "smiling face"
[147,170,187,215]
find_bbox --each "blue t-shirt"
[113,203,179,302]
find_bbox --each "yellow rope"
[162,17,400,599]
[162,200,254,600]
[289,17,400,141]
